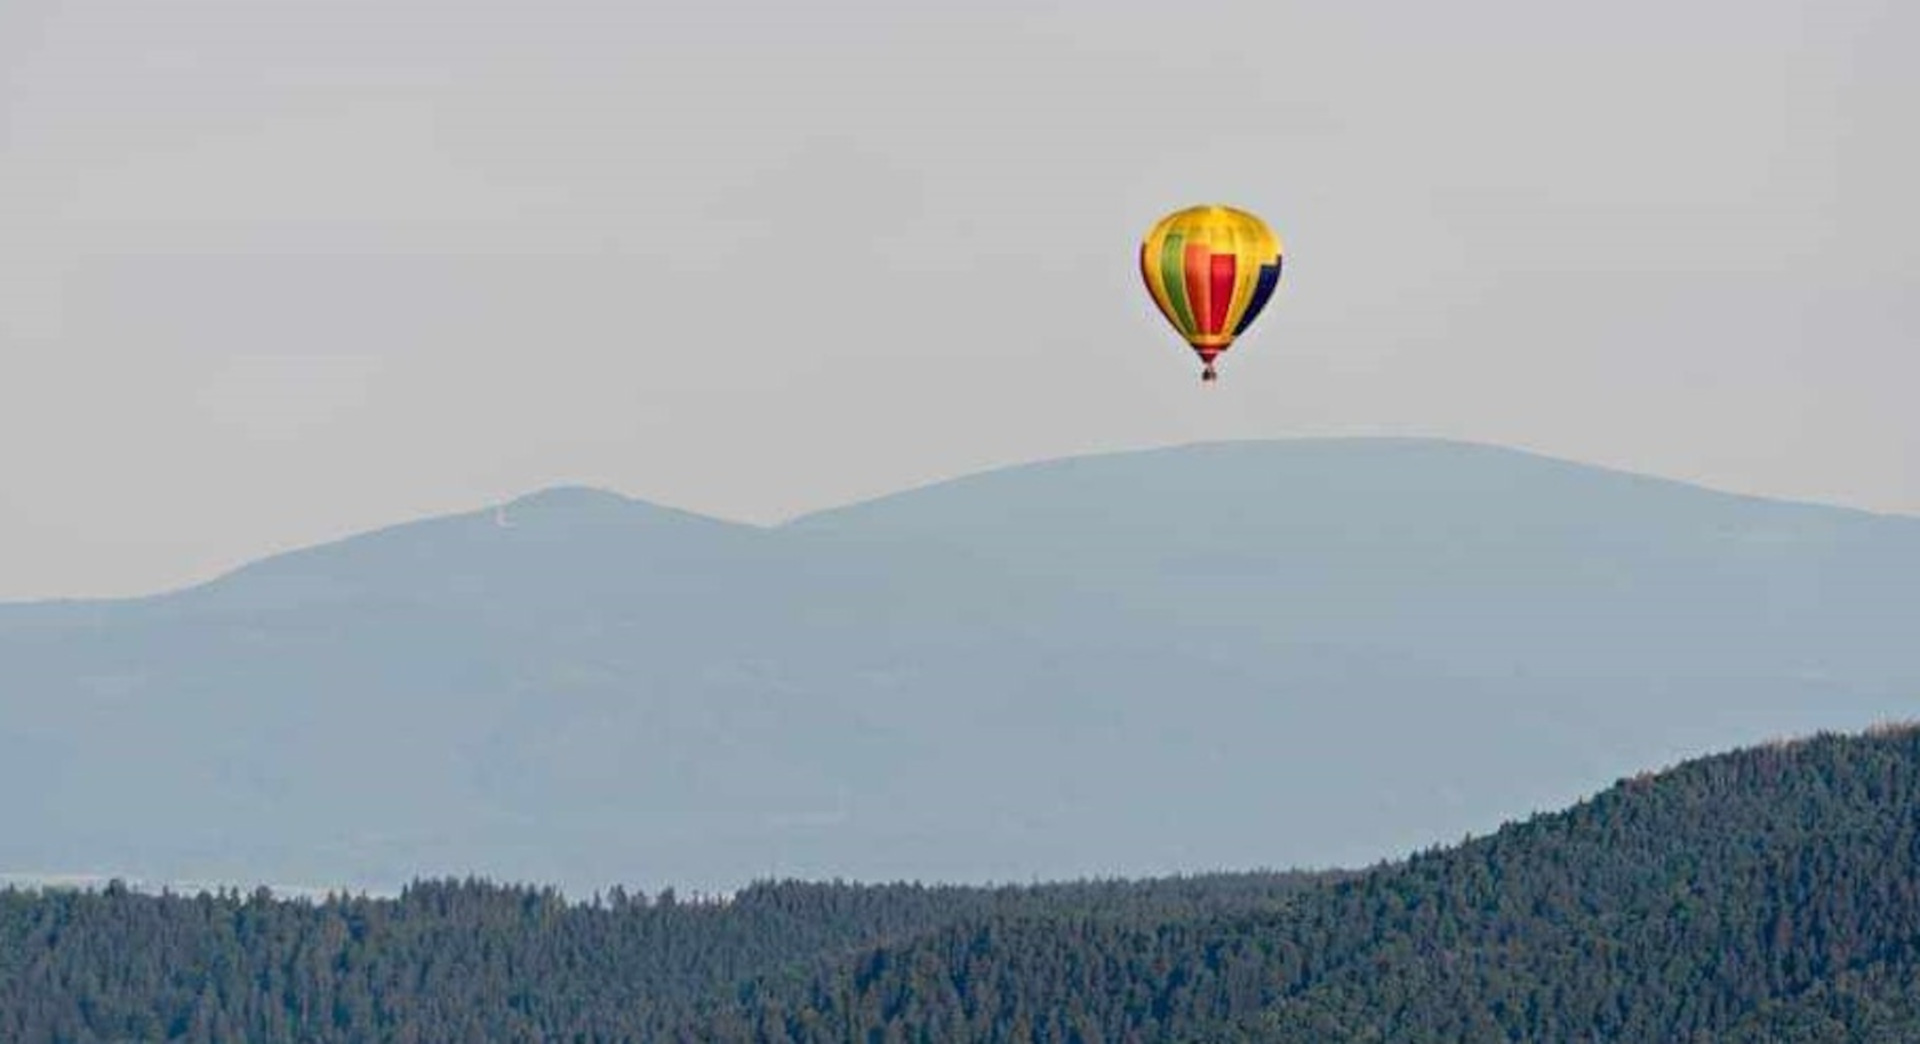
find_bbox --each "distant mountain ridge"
[3,438,1917,894]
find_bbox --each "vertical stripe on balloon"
[1233,259,1282,336]
[1207,253,1236,334]
[1160,234,1196,335]
[1224,224,1259,334]
[1183,241,1212,339]
[1140,242,1175,330]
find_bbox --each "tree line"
[5,725,1918,1042]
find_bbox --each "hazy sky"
[3,0,1915,600]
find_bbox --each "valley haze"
[4,437,1916,897]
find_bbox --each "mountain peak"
[504,485,634,512]
[495,485,638,527]
[491,485,736,532]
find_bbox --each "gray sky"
[3,0,1915,601]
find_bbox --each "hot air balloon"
[1139,205,1284,382]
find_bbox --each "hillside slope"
[716,723,1920,1042]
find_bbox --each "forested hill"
[0,872,1333,1043]
[702,723,1920,1043]
[6,726,1920,1042]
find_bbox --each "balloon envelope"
[1139,205,1284,379]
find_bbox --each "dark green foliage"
[724,725,1920,1043]
[0,872,1328,1042]
[7,725,1920,1042]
